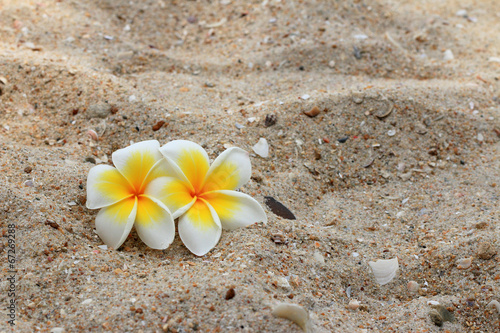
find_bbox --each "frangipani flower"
[86,140,175,250]
[147,140,267,256]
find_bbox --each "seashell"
[347,299,360,310]
[272,303,311,332]
[303,106,320,118]
[252,138,269,158]
[87,129,98,141]
[368,257,399,285]
[487,300,500,313]
[457,257,472,269]
[407,281,419,293]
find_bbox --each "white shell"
[272,303,311,332]
[252,138,269,158]
[457,257,472,269]
[407,281,419,293]
[487,300,500,313]
[368,257,399,285]
[347,299,360,310]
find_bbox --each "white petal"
[202,190,267,230]
[178,199,221,256]
[368,258,399,285]
[111,140,165,192]
[201,147,251,192]
[86,165,133,209]
[135,196,175,249]
[143,176,195,219]
[159,140,210,190]
[95,197,137,249]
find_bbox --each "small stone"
[252,138,269,158]
[477,133,484,142]
[225,288,235,300]
[407,281,419,293]
[477,242,496,260]
[271,232,287,244]
[264,114,277,127]
[85,157,96,164]
[152,121,166,131]
[86,104,111,119]
[303,106,320,117]
[457,257,472,269]
[50,328,65,333]
[328,60,336,68]
[313,251,325,265]
[387,129,396,136]
[337,136,349,143]
[277,277,291,289]
[81,299,93,305]
[24,166,33,173]
[352,92,364,104]
[443,50,454,61]
[487,300,500,314]
[347,299,360,310]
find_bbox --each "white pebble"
[313,251,325,265]
[328,60,336,68]
[81,299,93,305]
[387,129,396,137]
[407,281,419,293]
[457,257,472,269]
[347,299,360,310]
[301,94,310,100]
[443,50,454,61]
[50,328,65,333]
[128,95,137,102]
[477,133,484,142]
[487,300,500,313]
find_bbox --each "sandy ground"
[1,0,500,332]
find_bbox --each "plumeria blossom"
[86,140,175,250]
[147,140,267,256]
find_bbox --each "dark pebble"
[85,157,96,164]
[264,114,277,127]
[152,120,166,131]
[353,46,362,59]
[225,288,236,300]
[298,66,305,71]
[45,220,60,229]
[24,166,33,173]
[337,136,349,143]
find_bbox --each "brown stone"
[477,242,496,260]
[304,106,320,117]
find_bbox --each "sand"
[1,0,499,332]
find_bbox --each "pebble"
[225,288,235,300]
[272,303,310,332]
[457,257,472,269]
[87,104,111,119]
[264,196,296,220]
[387,129,396,136]
[81,299,93,305]
[407,281,419,293]
[87,129,98,140]
[24,166,33,173]
[347,299,360,310]
[337,136,349,143]
[328,60,336,68]
[313,251,325,265]
[477,133,484,142]
[152,121,166,131]
[352,93,364,104]
[300,94,310,100]
[277,277,291,289]
[353,46,362,59]
[443,50,454,61]
[50,328,65,333]
[24,180,34,187]
[264,114,277,127]
[304,106,320,117]
[128,95,137,102]
[477,242,496,260]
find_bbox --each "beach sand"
[1,0,499,331]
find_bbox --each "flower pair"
[86,140,267,256]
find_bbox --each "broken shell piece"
[87,129,98,141]
[368,258,399,285]
[252,138,269,158]
[487,300,500,313]
[304,106,320,118]
[457,257,472,269]
[347,299,360,310]
[272,303,311,332]
[407,281,419,293]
